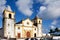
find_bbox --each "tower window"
[9,14,11,18]
[39,21,40,24]
[8,24,10,26]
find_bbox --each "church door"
[26,31,30,37]
[17,33,20,38]
[34,33,36,37]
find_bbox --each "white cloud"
[37,0,60,19]
[42,28,49,33]
[51,20,57,25]
[37,6,47,18]
[6,5,12,11]
[50,20,56,29]
[50,19,60,30]
[16,0,33,16]
[50,25,55,29]
[0,0,6,17]
[50,20,57,29]
[0,0,12,18]
[40,6,46,12]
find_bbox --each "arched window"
[39,21,40,24]
[8,24,10,26]
[18,27,20,29]
[9,14,11,18]
[35,28,36,30]
[27,22,29,25]
[34,33,36,37]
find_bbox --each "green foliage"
[49,27,60,36]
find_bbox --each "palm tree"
[49,27,60,36]
[49,29,53,33]
[55,27,59,32]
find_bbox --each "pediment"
[22,18,33,26]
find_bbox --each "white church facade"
[0,9,42,39]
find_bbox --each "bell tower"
[33,16,42,37]
[3,9,15,38]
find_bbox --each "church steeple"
[3,8,15,38]
[33,16,42,37]
[33,16,39,26]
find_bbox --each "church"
[0,9,42,39]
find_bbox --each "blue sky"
[0,0,60,33]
